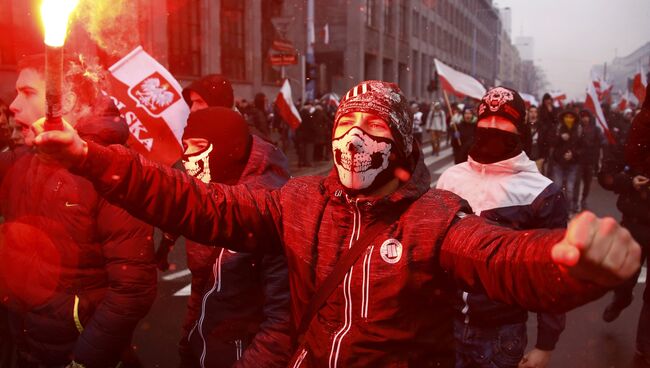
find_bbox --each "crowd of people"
[0,52,647,368]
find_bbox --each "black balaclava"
[182,74,234,109]
[469,128,523,164]
[470,86,526,164]
[182,107,252,185]
[332,80,412,195]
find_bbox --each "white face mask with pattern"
[182,144,213,184]
[332,127,393,190]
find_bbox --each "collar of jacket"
[322,147,431,213]
[467,151,539,176]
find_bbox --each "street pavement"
[132,142,647,368]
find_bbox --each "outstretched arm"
[33,120,285,254]
[440,212,641,314]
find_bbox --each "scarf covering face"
[334,80,413,158]
[469,127,523,164]
[332,127,395,191]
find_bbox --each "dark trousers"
[609,220,650,355]
[573,164,594,209]
[0,306,15,368]
[454,319,527,368]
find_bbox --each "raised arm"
[33,121,285,254]
[439,212,640,314]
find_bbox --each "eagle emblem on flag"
[129,72,181,117]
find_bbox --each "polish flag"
[549,91,567,108]
[107,46,188,165]
[590,70,613,102]
[632,64,648,105]
[519,92,538,108]
[275,79,302,129]
[617,91,629,112]
[434,58,486,100]
[584,83,615,145]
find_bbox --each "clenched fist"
[551,212,641,287]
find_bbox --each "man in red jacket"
[1,54,156,368]
[34,80,640,368]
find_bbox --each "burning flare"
[40,0,79,47]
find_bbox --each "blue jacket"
[437,152,568,350]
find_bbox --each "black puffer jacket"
[181,136,292,368]
[0,111,156,367]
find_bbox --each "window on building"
[366,0,377,27]
[412,10,418,38]
[221,0,246,81]
[384,0,393,34]
[0,0,15,67]
[399,0,407,40]
[167,0,202,77]
[262,0,283,83]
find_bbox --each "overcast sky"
[494,0,650,100]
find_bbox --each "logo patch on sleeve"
[379,239,403,264]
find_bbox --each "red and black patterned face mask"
[332,126,400,193]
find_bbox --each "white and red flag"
[632,64,648,105]
[275,79,302,129]
[519,92,539,108]
[584,83,615,145]
[434,58,486,100]
[617,90,630,112]
[591,70,613,103]
[549,90,567,108]
[106,46,188,166]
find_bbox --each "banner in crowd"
[519,92,539,108]
[275,79,302,129]
[107,46,189,166]
[633,65,648,105]
[434,58,486,100]
[585,83,615,145]
[617,90,630,112]
[591,70,613,103]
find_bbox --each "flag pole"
[443,89,461,147]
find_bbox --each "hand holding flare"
[40,0,79,131]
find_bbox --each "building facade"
[1,0,525,105]
[307,0,503,100]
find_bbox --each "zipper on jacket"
[361,245,375,319]
[235,339,243,360]
[198,248,226,368]
[187,321,198,342]
[462,291,470,324]
[328,199,360,368]
[73,295,84,333]
[293,348,308,368]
